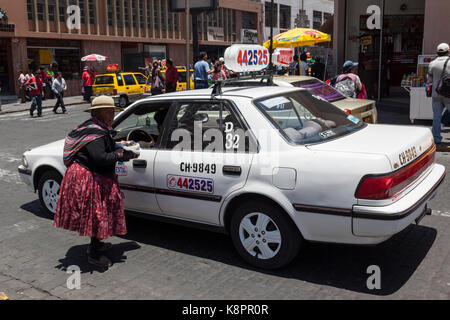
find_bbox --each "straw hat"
[84,95,124,112]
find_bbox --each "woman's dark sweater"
[74,134,133,179]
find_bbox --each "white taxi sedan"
[18,85,445,269]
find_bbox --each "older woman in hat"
[54,96,137,267]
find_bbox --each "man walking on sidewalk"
[26,70,43,117]
[52,72,67,114]
[428,43,450,148]
[17,70,26,103]
[82,66,95,102]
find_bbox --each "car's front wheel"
[38,170,62,216]
[230,200,302,269]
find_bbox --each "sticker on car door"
[167,175,214,193]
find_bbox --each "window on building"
[132,0,137,28]
[153,0,159,31]
[54,48,81,80]
[160,0,166,31]
[168,13,173,31]
[59,0,66,23]
[265,2,277,28]
[147,0,152,30]
[47,0,56,21]
[27,0,34,21]
[37,0,44,21]
[174,13,179,32]
[280,5,291,29]
[107,0,113,26]
[79,0,86,24]
[323,12,332,24]
[242,12,255,29]
[139,0,145,28]
[313,10,322,30]
[124,0,129,27]
[89,0,95,25]
[116,0,122,28]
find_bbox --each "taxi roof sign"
[224,45,269,73]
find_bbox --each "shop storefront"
[343,0,426,100]
[27,39,82,96]
[0,38,10,95]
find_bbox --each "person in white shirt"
[427,43,450,145]
[17,70,26,103]
[52,72,67,114]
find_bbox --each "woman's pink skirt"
[53,162,127,239]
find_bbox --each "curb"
[0,101,87,115]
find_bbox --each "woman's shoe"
[87,255,112,268]
[86,242,113,255]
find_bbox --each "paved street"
[0,102,450,300]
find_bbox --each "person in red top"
[164,59,179,93]
[82,66,95,102]
[26,69,44,117]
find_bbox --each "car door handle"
[223,165,241,176]
[133,159,147,168]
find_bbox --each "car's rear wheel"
[119,95,128,108]
[38,170,62,216]
[230,200,302,269]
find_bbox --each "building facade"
[333,0,450,100]
[261,0,334,41]
[0,0,263,96]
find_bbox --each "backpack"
[436,57,450,98]
[335,77,357,98]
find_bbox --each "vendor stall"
[402,54,436,123]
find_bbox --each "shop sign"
[0,8,8,24]
[207,27,224,42]
[241,29,258,44]
[272,48,293,66]
[360,35,372,46]
[366,5,381,30]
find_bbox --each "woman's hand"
[116,149,124,160]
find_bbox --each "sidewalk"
[0,95,86,115]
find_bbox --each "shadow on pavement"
[55,241,141,274]
[119,214,436,296]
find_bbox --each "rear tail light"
[344,109,351,114]
[113,89,117,95]
[355,144,436,200]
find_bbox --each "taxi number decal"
[167,175,214,194]
[398,147,417,166]
[237,49,268,67]
[180,162,217,174]
[115,163,128,176]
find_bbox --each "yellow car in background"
[145,66,195,92]
[92,72,148,108]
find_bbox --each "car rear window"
[292,80,346,102]
[95,76,114,85]
[254,91,365,145]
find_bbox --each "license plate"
[167,175,214,194]
[363,115,373,123]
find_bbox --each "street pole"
[377,0,385,101]
[192,11,199,68]
[269,0,274,72]
[185,0,191,90]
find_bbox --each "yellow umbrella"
[263,28,331,49]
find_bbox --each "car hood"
[307,124,435,171]
[28,139,65,155]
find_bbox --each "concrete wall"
[423,0,450,54]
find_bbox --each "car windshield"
[291,80,346,102]
[253,90,365,145]
[94,76,114,85]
